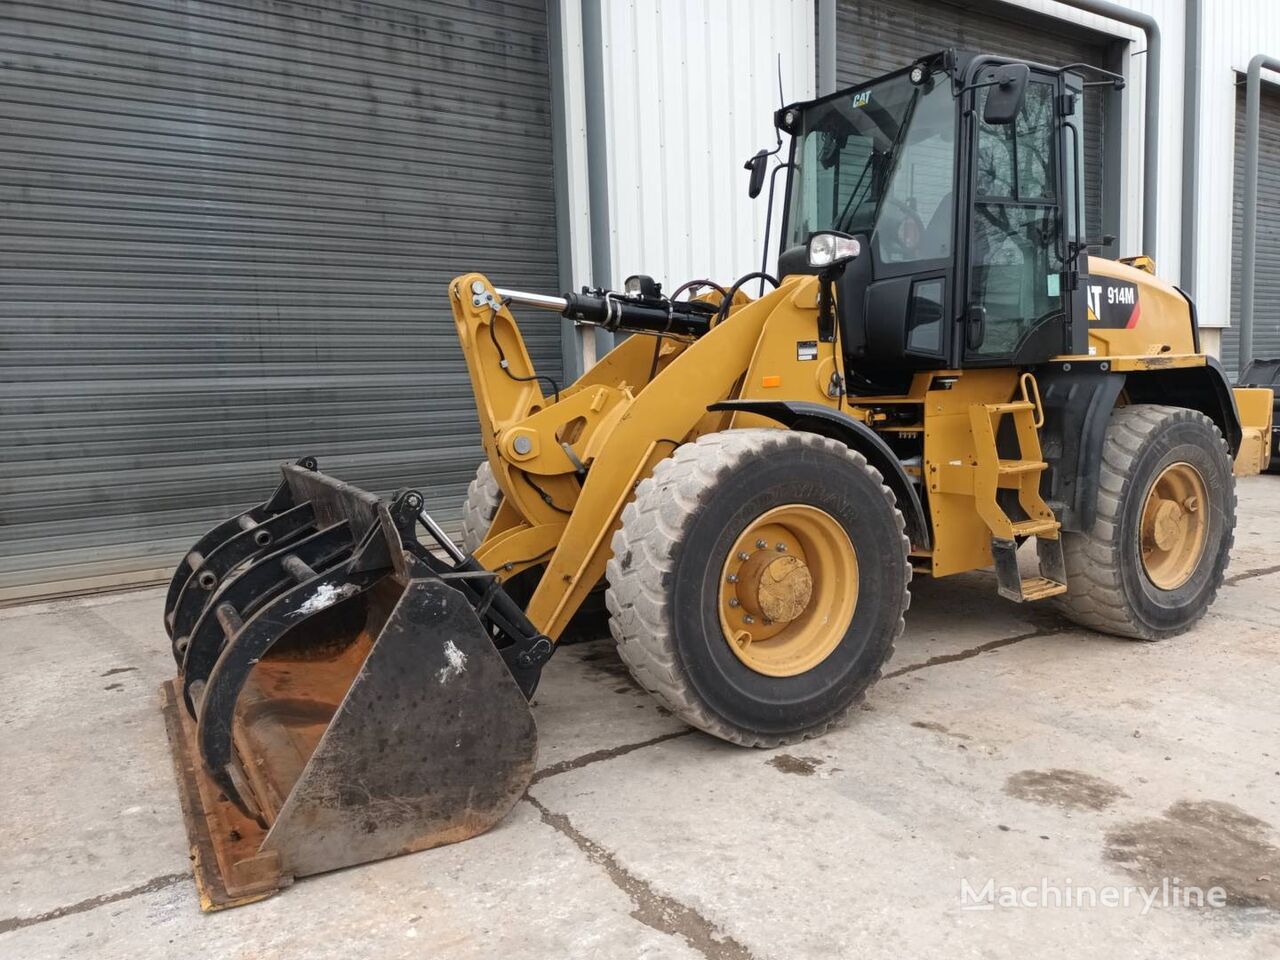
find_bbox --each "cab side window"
[969,81,1064,358]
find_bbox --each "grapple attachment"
[161,460,549,910]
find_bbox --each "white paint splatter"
[436,639,468,683]
[292,581,359,617]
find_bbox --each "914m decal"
[1086,279,1141,329]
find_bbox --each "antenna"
[775,54,785,148]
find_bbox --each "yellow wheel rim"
[1139,462,1209,590]
[717,504,858,677]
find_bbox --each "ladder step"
[1017,577,1068,601]
[997,459,1048,476]
[1011,518,1059,537]
[985,401,1036,415]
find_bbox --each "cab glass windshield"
[784,69,957,265]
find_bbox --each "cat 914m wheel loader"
[162,50,1274,908]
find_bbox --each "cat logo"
[852,90,871,109]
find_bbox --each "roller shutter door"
[1224,82,1280,378]
[0,0,561,601]
[833,0,1112,241]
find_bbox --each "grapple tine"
[163,457,318,649]
[179,523,357,714]
[164,506,273,642]
[168,502,319,660]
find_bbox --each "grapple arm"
[161,460,545,909]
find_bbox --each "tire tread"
[605,429,912,746]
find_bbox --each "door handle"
[965,304,987,350]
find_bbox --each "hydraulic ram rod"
[495,287,713,338]
[495,288,569,312]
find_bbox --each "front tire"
[460,460,502,555]
[1055,404,1235,640]
[605,429,911,746]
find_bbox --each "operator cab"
[771,49,1097,393]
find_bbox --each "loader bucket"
[160,461,545,910]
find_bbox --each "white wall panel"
[596,0,815,289]
[1194,1,1280,332]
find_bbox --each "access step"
[1014,576,1068,601]
[991,536,1068,603]
[983,401,1037,415]
[997,459,1049,476]
[1010,518,1059,538]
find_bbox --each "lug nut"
[762,617,773,626]
[727,574,738,583]
[756,538,768,549]
[776,543,787,552]
[728,598,740,608]
[743,615,755,625]
[738,551,750,561]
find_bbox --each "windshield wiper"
[833,91,920,234]
[833,152,877,232]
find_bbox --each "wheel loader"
[160,49,1274,909]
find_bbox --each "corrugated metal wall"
[1224,82,1280,376]
[0,0,561,602]
[834,0,1113,242]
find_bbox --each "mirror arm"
[759,161,794,294]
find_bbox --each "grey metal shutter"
[0,0,562,602]
[1224,82,1280,378]
[833,0,1111,241]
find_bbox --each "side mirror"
[982,63,1030,125]
[745,149,768,199]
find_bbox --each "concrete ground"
[2,479,1280,959]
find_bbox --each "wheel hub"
[1139,462,1208,591]
[718,504,858,677]
[738,553,813,623]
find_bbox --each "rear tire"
[605,429,911,746]
[1055,404,1235,640]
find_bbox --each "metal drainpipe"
[999,0,1160,259]
[1180,0,1200,297]
[579,0,614,356]
[817,0,837,95]
[1240,55,1280,374]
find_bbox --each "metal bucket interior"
[230,577,401,825]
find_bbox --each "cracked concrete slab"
[3,476,1280,958]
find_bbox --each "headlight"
[807,231,861,269]
[909,64,927,85]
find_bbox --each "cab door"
[960,66,1077,366]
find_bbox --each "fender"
[1123,356,1243,455]
[1038,358,1244,534]
[708,399,931,550]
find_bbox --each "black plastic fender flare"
[707,399,931,550]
